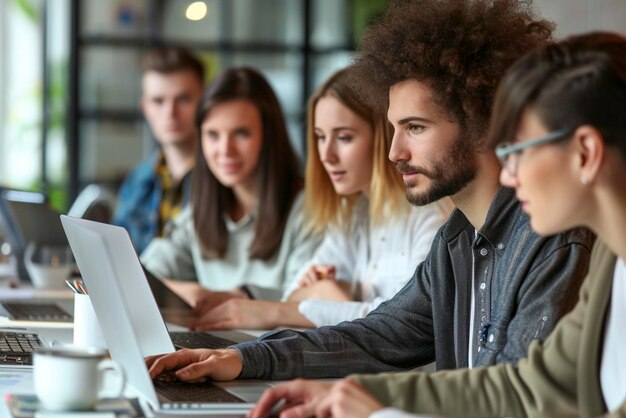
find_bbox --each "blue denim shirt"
[113,151,192,254]
[235,187,594,379]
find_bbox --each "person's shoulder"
[286,189,306,217]
[516,214,595,259]
[559,226,595,246]
[588,239,616,272]
[160,205,194,239]
[122,152,160,185]
[174,205,194,224]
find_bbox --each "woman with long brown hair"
[141,67,321,308]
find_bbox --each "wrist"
[282,301,315,328]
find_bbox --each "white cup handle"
[23,242,36,269]
[97,359,126,399]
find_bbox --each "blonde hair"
[304,69,407,234]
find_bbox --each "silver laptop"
[60,215,270,415]
[0,299,73,325]
[0,328,53,368]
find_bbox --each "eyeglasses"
[495,129,573,176]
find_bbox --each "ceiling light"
[186,1,207,21]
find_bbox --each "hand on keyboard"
[154,371,180,383]
[146,348,242,382]
[155,369,207,384]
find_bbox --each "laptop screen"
[142,267,192,312]
[61,215,175,408]
[0,188,68,282]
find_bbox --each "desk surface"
[0,289,271,417]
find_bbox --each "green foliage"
[48,185,68,213]
[14,0,39,22]
[351,0,388,46]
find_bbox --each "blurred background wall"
[0,0,625,212]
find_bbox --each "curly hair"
[350,0,555,145]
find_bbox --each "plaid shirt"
[155,153,188,236]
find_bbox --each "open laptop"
[0,188,74,325]
[0,299,73,325]
[60,215,269,415]
[0,329,52,367]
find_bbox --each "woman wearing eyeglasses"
[248,32,626,418]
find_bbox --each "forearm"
[235,325,411,380]
[287,280,351,302]
[352,364,527,418]
[164,280,244,307]
[274,302,315,328]
[162,279,205,306]
[353,334,583,418]
[286,285,313,302]
[236,271,436,380]
[235,310,432,380]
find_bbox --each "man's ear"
[573,125,605,185]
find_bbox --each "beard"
[396,134,477,206]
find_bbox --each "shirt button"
[488,334,495,343]
[480,248,488,256]
[497,243,505,250]
[479,282,486,290]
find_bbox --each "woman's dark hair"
[350,0,554,146]
[489,31,626,161]
[192,67,302,260]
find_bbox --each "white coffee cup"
[24,243,73,289]
[73,293,107,350]
[33,347,126,411]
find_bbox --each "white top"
[468,230,477,368]
[287,198,450,326]
[371,407,442,418]
[600,258,626,411]
[140,192,322,300]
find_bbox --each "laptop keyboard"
[169,332,235,349]
[154,373,245,404]
[0,331,42,366]
[3,302,72,322]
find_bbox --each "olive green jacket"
[354,241,623,418]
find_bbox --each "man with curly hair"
[145,0,593,386]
